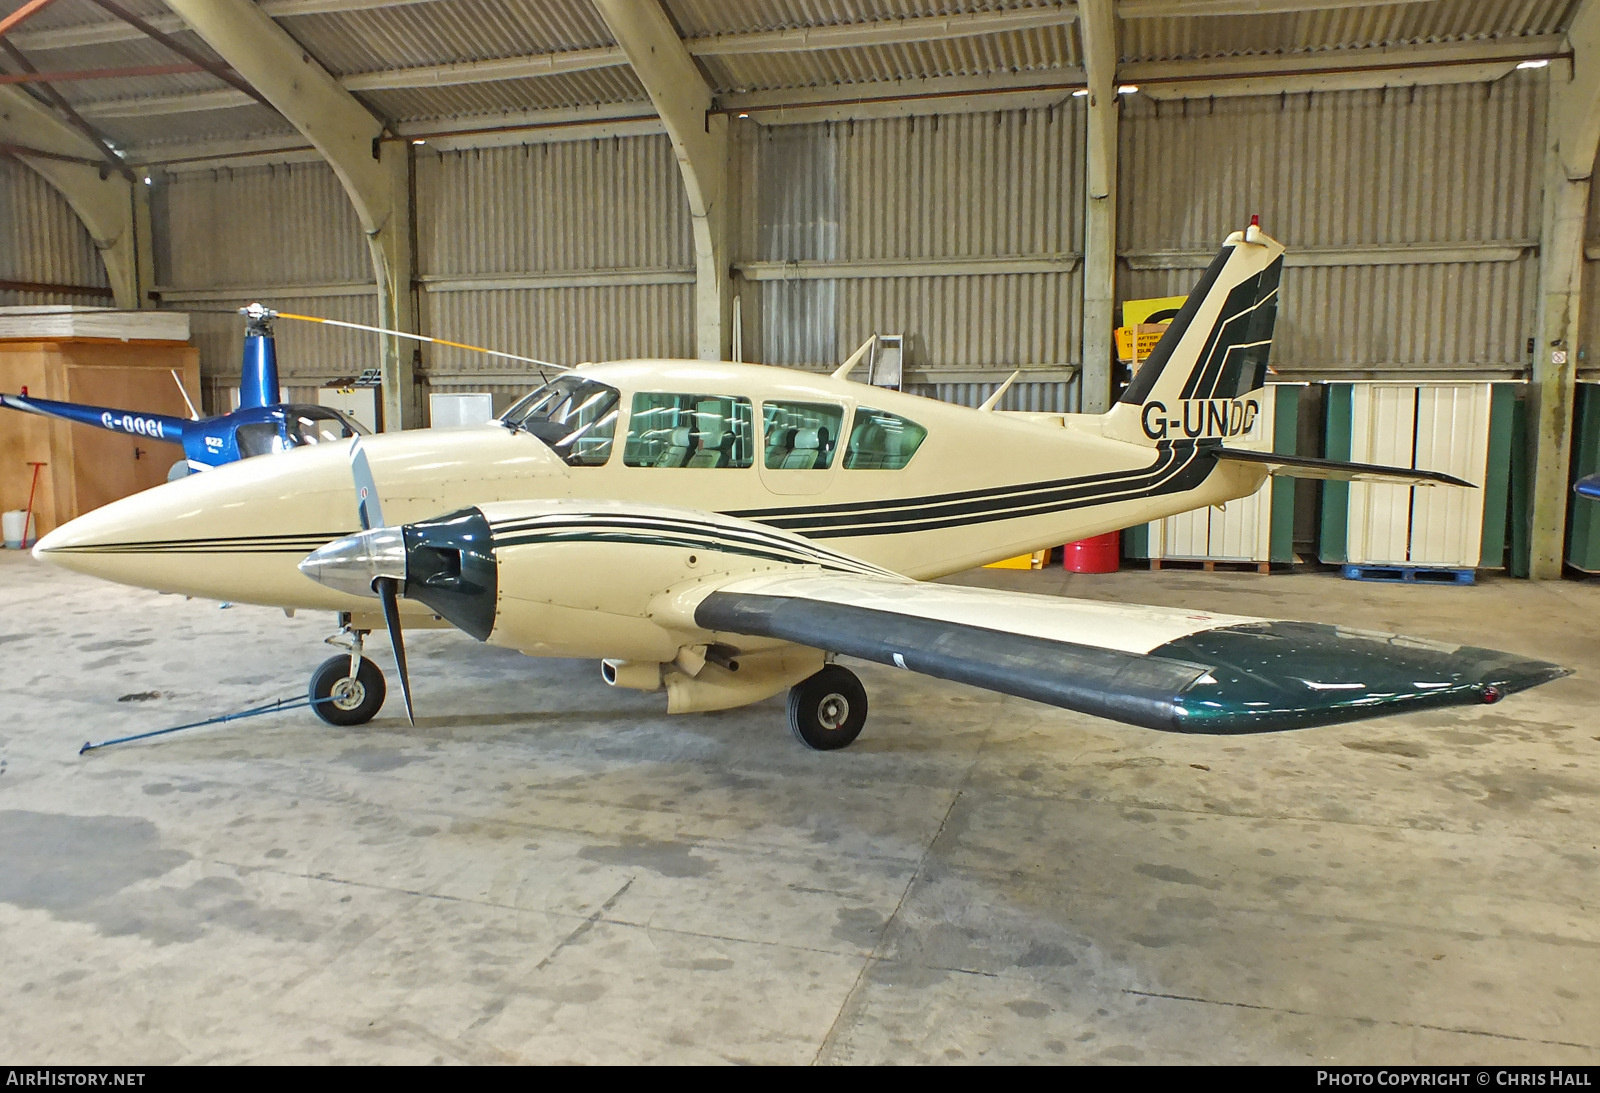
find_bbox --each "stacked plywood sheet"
[0,305,190,343]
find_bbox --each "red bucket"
[1062,531,1120,574]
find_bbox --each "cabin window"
[844,408,928,470]
[623,393,756,468]
[235,422,284,458]
[763,401,845,470]
[500,375,620,466]
[286,408,362,446]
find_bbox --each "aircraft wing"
[689,572,1564,734]
[1213,447,1474,488]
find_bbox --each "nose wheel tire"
[309,654,387,726]
[788,665,868,750]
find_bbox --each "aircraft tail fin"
[1102,223,1284,446]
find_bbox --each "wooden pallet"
[1147,557,1273,575]
[1340,563,1475,585]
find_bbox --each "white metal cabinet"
[1345,383,1490,567]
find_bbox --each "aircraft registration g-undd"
[33,225,1569,749]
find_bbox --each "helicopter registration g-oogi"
[33,225,1568,750]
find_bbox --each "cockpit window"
[501,375,620,467]
[762,401,844,470]
[234,406,364,459]
[844,408,927,470]
[235,422,282,459]
[624,393,755,468]
[287,407,363,446]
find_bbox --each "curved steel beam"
[161,0,417,430]
[592,0,729,361]
[0,85,138,308]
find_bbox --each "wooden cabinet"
[0,338,200,539]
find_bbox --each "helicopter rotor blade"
[273,310,563,374]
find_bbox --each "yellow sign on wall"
[1122,295,1187,328]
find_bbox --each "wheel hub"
[817,693,850,731]
[329,676,367,711]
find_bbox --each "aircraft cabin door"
[757,399,849,496]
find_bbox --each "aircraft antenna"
[170,369,200,420]
[273,311,563,382]
[832,334,877,381]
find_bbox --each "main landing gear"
[309,619,387,726]
[787,665,867,751]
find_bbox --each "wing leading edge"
[692,575,1566,734]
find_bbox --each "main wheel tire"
[309,654,387,726]
[787,665,868,751]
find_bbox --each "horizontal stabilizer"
[693,575,1564,734]
[1215,447,1474,488]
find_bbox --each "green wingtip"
[1150,621,1569,735]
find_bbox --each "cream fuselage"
[36,361,1267,656]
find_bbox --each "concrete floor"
[0,548,1596,1065]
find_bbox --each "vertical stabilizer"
[1101,224,1284,445]
[239,303,282,409]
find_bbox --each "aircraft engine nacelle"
[301,498,861,672]
[662,647,825,714]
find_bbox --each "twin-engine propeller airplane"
[32,224,1568,749]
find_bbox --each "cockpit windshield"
[287,406,366,445]
[235,406,366,459]
[500,375,620,466]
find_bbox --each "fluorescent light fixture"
[1117,84,1138,94]
[1516,58,1550,69]
[411,138,426,145]
[737,112,749,118]
[1071,88,1088,97]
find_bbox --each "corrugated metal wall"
[153,160,376,403]
[740,107,1084,410]
[1120,74,1545,376]
[0,158,111,306]
[109,68,1569,415]
[415,138,694,381]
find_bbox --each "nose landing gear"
[310,619,387,726]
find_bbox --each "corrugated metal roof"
[29,36,228,108]
[665,0,1066,39]
[3,0,171,35]
[102,103,299,149]
[702,26,1078,92]
[0,0,1585,155]
[1122,0,1578,63]
[276,0,613,75]
[358,68,647,123]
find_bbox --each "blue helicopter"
[0,304,368,479]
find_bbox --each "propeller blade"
[376,575,414,725]
[349,437,384,531]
